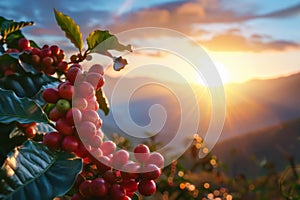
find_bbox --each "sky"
[0,0,299,83]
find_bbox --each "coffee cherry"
[77,121,97,137]
[18,38,30,50]
[73,97,88,110]
[111,150,129,168]
[85,72,104,90]
[121,179,138,194]
[50,45,60,56]
[31,55,41,65]
[57,61,68,72]
[43,132,62,150]
[42,56,54,67]
[140,164,161,180]
[40,48,52,58]
[56,99,71,113]
[96,156,112,173]
[62,135,79,152]
[24,126,36,139]
[134,144,150,163]
[100,141,116,156]
[88,64,104,75]
[77,81,95,98]
[49,107,64,121]
[79,180,92,198]
[58,82,75,100]
[145,152,164,168]
[109,184,126,200]
[67,67,83,85]
[121,162,140,180]
[65,108,82,125]
[103,170,118,184]
[138,180,156,196]
[42,88,60,104]
[56,118,74,136]
[90,178,108,197]
[70,193,84,200]
[82,110,100,125]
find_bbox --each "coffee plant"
[0,9,164,200]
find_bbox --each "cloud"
[198,32,299,52]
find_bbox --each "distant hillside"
[211,118,300,177]
[100,72,300,144]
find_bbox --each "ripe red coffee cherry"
[77,81,95,98]
[100,141,116,156]
[145,152,164,168]
[103,170,118,184]
[88,64,104,75]
[134,144,150,163]
[49,107,64,121]
[31,55,41,65]
[138,180,156,196]
[24,126,36,138]
[109,184,126,200]
[96,156,112,173]
[140,164,161,180]
[87,134,103,148]
[44,65,56,75]
[121,162,140,180]
[82,110,100,125]
[31,48,40,56]
[90,178,108,197]
[121,179,138,194]
[18,38,30,50]
[73,97,88,110]
[70,193,84,200]
[85,72,104,90]
[42,56,54,67]
[42,88,60,104]
[77,121,97,137]
[58,82,75,100]
[40,48,52,58]
[57,61,68,72]
[67,67,83,85]
[79,180,92,198]
[66,108,82,125]
[111,150,129,168]
[56,118,74,136]
[56,99,71,113]
[62,135,79,152]
[50,45,60,55]
[43,131,62,150]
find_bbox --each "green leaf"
[0,88,49,124]
[0,140,82,200]
[54,9,84,51]
[1,20,34,40]
[0,72,60,99]
[87,30,132,53]
[96,89,110,116]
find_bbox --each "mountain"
[211,118,300,177]
[99,72,300,146]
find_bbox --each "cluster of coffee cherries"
[5,38,68,75]
[71,144,164,200]
[42,62,104,153]
[41,62,164,199]
[16,122,37,139]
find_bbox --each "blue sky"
[0,0,299,83]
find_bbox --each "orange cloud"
[198,32,299,52]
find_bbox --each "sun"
[214,61,230,84]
